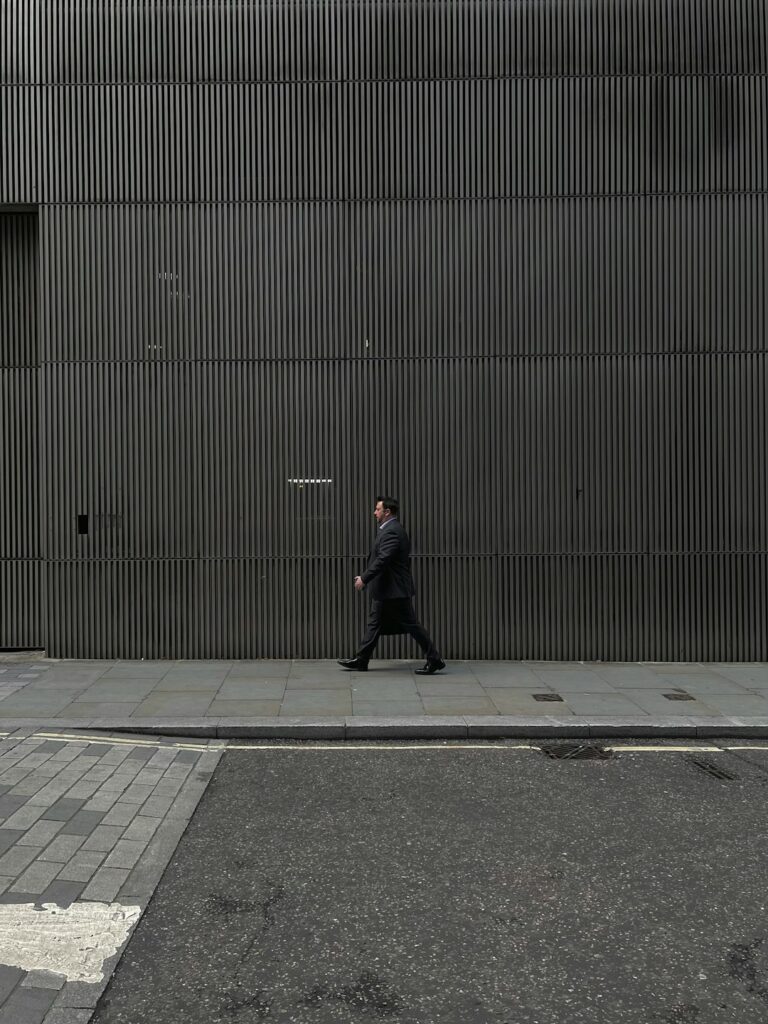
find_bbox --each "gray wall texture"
[1,1,767,660]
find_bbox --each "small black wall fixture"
[77,514,88,536]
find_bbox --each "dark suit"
[355,519,441,665]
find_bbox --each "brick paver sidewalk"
[0,729,222,1024]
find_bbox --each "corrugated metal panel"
[39,77,768,202]
[0,560,41,650]
[0,213,40,648]
[41,355,768,561]
[5,0,767,659]
[0,213,37,367]
[0,88,38,204]
[0,367,39,554]
[44,555,768,662]
[38,0,768,83]
[1,0,37,83]
[39,197,768,362]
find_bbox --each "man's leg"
[397,600,441,662]
[355,600,385,665]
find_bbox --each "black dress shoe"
[337,658,368,671]
[415,658,446,675]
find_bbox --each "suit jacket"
[361,519,416,602]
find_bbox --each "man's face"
[374,501,388,525]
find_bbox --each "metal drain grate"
[540,743,614,760]
[689,758,739,780]
[663,692,695,701]
[532,693,564,702]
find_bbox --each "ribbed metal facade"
[1,1,766,660]
[0,211,40,649]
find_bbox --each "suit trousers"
[356,599,441,665]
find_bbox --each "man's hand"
[354,576,365,591]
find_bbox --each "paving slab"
[651,672,753,693]
[591,666,662,685]
[14,684,86,695]
[153,676,226,692]
[489,691,575,714]
[0,704,73,719]
[76,683,158,699]
[206,699,283,716]
[1,983,57,1023]
[58,706,142,719]
[98,668,169,681]
[280,693,353,715]
[716,667,768,686]
[348,678,420,694]
[225,662,292,679]
[284,676,354,690]
[37,672,107,685]
[642,662,705,674]
[560,693,650,715]
[215,680,286,699]
[693,694,768,715]
[133,694,214,716]
[414,680,486,696]
[0,658,766,737]
[352,701,427,716]
[21,971,66,991]
[42,1010,91,1023]
[617,689,722,717]
[532,671,619,692]
[476,674,549,688]
[420,697,499,715]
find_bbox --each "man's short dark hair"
[376,496,399,517]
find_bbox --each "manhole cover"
[689,758,739,780]
[664,692,695,701]
[532,693,564,702]
[540,744,614,760]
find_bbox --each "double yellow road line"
[4,731,768,755]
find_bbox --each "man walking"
[338,497,445,674]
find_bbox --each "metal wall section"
[33,79,768,201]
[38,200,768,360]
[0,90,37,204]
[0,213,40,649]
[30,1,768,80]
[2,1,767,659]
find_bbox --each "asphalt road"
[91,740,768,1024]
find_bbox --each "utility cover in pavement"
[540,744,614,760]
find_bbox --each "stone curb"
[3,716,768,739]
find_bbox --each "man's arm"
[360,528,400,586]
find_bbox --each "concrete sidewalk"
[1,655,767,738]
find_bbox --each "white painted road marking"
[0,902,141,983]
